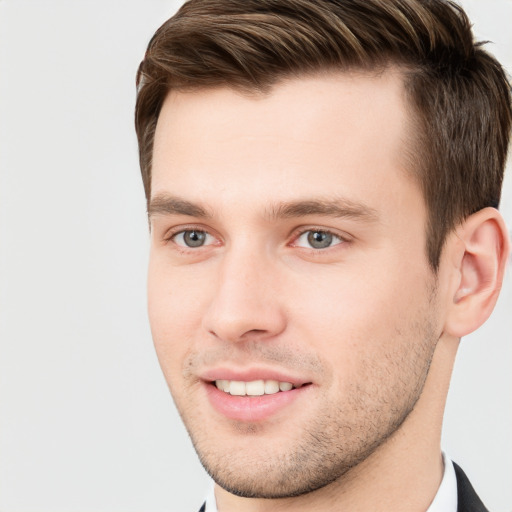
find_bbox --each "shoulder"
[453,462,489,512]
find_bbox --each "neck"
[214,335,459,512]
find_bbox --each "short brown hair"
[135,0,511,269]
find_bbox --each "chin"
[188,414,398,500]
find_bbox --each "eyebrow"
[148,194,212,219]
[267,198,379,222]
[148,193,379,223]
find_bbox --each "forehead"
[151,70,419,217]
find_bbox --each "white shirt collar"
[203,453,458,512]
[426,453,458,512]
[203,482,218,512]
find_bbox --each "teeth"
[215,379,230,392]
[264,380,280,394]
[229,381,246,396]
[279,382,293,391]
[215,379,298,396]
[245,380,265,396]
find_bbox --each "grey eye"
[294,229,344,250]
[174,230,210,247]
[307,231,333,249]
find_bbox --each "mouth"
[203,375,313,422]
[213,379,306,396]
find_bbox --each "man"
[134,0,511,510]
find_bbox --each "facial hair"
[172,288,440,499]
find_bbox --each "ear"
[444,207,510,338]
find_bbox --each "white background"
[0,1,511,511]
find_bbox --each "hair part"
[135,0,511,269]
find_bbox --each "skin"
[147,71,509,511]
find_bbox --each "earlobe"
[444,207,510,338]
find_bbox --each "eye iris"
[307,231,332,249]
[184,230,206,247]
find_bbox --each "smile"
[214,379,300,396]
[206,376,312,422]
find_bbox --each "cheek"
[290,262,434,366]
[147,257,210,377]
[292,265,415,328]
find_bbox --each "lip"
[201,367,313,422]
[200,367,310,387]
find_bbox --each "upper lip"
[200,367,312,386]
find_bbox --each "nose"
[201,247,287,343]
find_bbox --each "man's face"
[148,71,443,498]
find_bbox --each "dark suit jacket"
[198,462,489,512]
[453,462,489,512]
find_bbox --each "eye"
[172,229,214,248]
[294,230,344,249]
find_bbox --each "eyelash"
[290,227,349,250]
[163,225,216,248]
[163,226,351,253]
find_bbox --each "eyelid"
[289,226,352,249]
[163,224,221,246]
[160,223,351,251]
[174,230,215,248]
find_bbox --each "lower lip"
[205,383,310,422]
